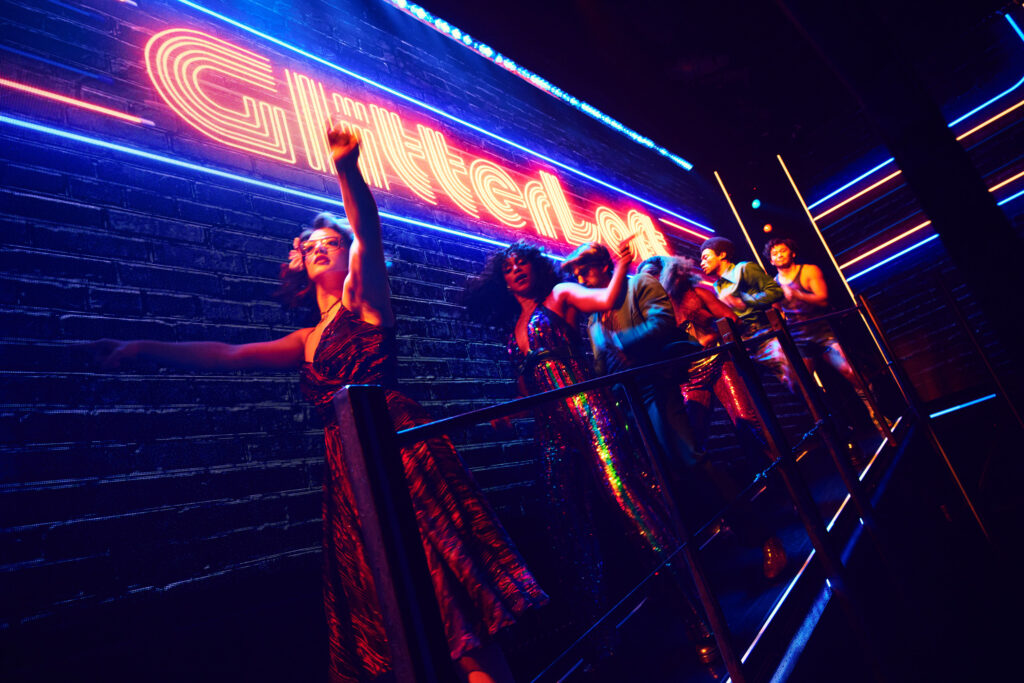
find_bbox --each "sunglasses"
[300,236,345,256]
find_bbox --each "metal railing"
[329,299,989,682]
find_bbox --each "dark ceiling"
[419,0,1013,181]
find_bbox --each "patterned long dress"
[301,306,547,683]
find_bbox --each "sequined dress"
[301,306,547,683]
[508,306,679,592]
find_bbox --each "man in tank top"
[765,238,894,444]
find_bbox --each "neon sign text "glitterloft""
[145,28,670,258]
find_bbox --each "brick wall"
[4,0,1020,678]
[0,0,716,668]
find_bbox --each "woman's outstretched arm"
[550,239,634,314]
[87,328,309,371]
[327,122,394,327]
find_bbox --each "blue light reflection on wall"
[0,114,536,253]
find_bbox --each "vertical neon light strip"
[777,154,858,304]
[776,154,895,368]
[713,170,765,271]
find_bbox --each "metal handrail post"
[822,317,897,445]
[617,377,747,683]
[932,275,1023,431]
[716,319,887,682]
[857,296,993,545]
[764,310,890,561]
[332,385,457,683]
[776,151,910,436]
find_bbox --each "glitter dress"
[508,306,679,592]
[301,306,547,683]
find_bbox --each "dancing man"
[564,243,698,471]
[698,237,792,387]
[764,238,893,443]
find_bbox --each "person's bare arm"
[87,328,309,371]
[788,264,829,307]
[328,122,394,327]
[694,286,735,321]
[550,239,634,314]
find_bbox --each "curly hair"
[637,255,670,279]
[463,240,565,326]
[699,236,736,262]
[660,256,700,300]
[274,212,354,310]
[762,237,799,262]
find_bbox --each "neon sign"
[144,27,673,259]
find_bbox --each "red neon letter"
[145,29,295,163]
[329,94,390,191]
[528,171,598,245]
[285,69,331,173]
[523,179,559,240]
[418,125,478,216]
[470,160,527,228]
[594,205,631,246]
[370,105,436,204]
[627,210,670,261]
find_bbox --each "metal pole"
[333,385,457,683]
[933,275,1023,431]
[857,296,993,545]
[825,315,897,446]
[777,153,905,416]
[618,379,748,683]
[714,170,767,271]
[776,154,856,306]
[716,319,888,683]
[763,309,891,562]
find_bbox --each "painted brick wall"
[7,0,1014,678]
[0,0,727,670]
